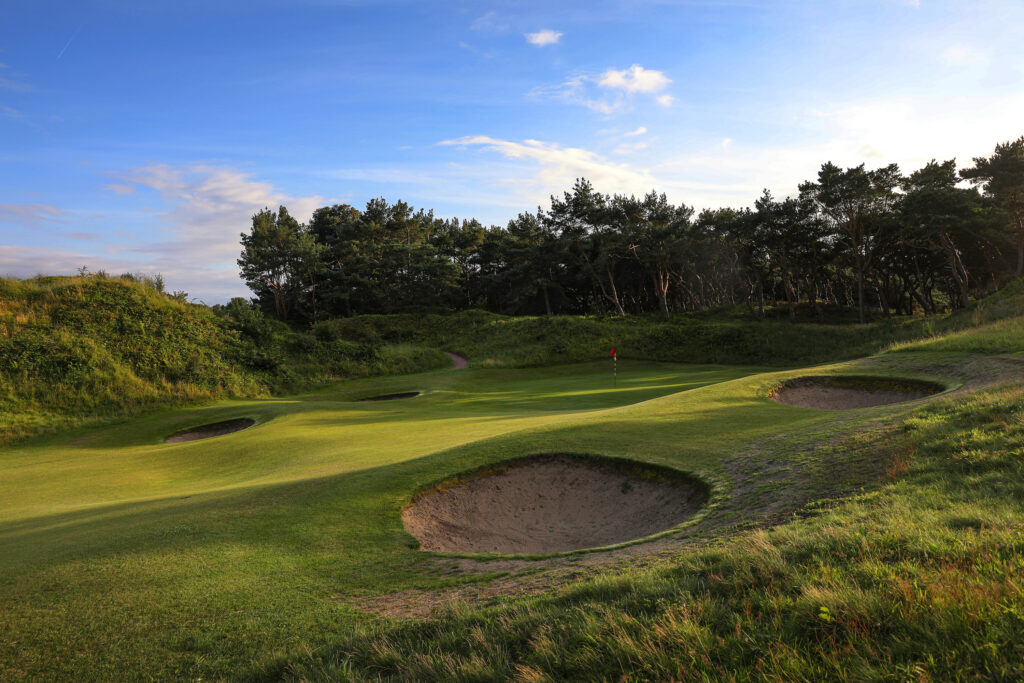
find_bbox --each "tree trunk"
[856,250,865,323]
[653,270,670,319]
[605,262,626,316]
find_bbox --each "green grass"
[1,352,957,680]
[4,280,1024,680]
[0,275,450,444]
[292,382,1024,681]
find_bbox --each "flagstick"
[614,352,617,388]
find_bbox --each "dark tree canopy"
[239,135,1024,323]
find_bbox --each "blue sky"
[1,0,1022,302]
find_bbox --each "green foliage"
[323,308,933,367]
[0,275,449,443]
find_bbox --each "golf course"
[1,272,1023,680]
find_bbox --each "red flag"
[610,347,616,356]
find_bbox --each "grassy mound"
[0,275,449,443]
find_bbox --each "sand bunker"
[772,376,943,410]
[403,455,708,554]
[165,418,255,443]
[359,392,420,401]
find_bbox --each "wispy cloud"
[4,165,325,302]
[597,65,671,94]
[624,126,647,137]
[105,183,136,195]
[530,64,674,115]
[470,11,508,32]
[0,62,30,91]
[439,135,657,201]
[116,164,324,263]
[0,203,67,225]
[525,29,562,46]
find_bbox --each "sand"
[772,377,940,410]
[402,455,707,554]
[446,352,468,369]
[165,418,255,443]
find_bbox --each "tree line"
[238,136,1024,323]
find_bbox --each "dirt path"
[446,352,468,369]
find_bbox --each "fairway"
[2,359,777,676]
[0,347,1008,679]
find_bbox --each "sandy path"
[446,352,468,369]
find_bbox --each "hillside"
[5,273,1021,445]
[0,275,449,444]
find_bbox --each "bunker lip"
[771,375,944,410]
[402,454,709,555]
[165,418,255,443]
[358,391,420,402]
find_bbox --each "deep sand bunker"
[403,455,708,554]
[165,418,255,443]
[772,376,943,410]
[358,392,420,401]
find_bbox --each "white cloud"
[598,65,671,94]
[525,29,562,46]
[117,164,324,263]
[651,89,1024,211]
[2,165,324,302]
[105,183,135,195]
[532,65,673,115]
[530,75,623,115]
[439,135,657,202]
[624,126,647,137]
[721,138,733,150]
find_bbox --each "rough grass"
[323,309,936,368]
[280,384,1024,681]
[0,275,449,444]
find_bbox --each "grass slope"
[0,275,449,444]
[2,281,1024,680]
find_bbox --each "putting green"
[0,356,951,679]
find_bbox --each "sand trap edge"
[403,453,712,557]
[357,391,421,402]
[165,417,257,444]
[770,375,946,410]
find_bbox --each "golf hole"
[402,454,708,554]
[771,376,943,410]
[165,418,255,443]
[358,391,421,402]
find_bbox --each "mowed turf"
[0,357,953,679]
